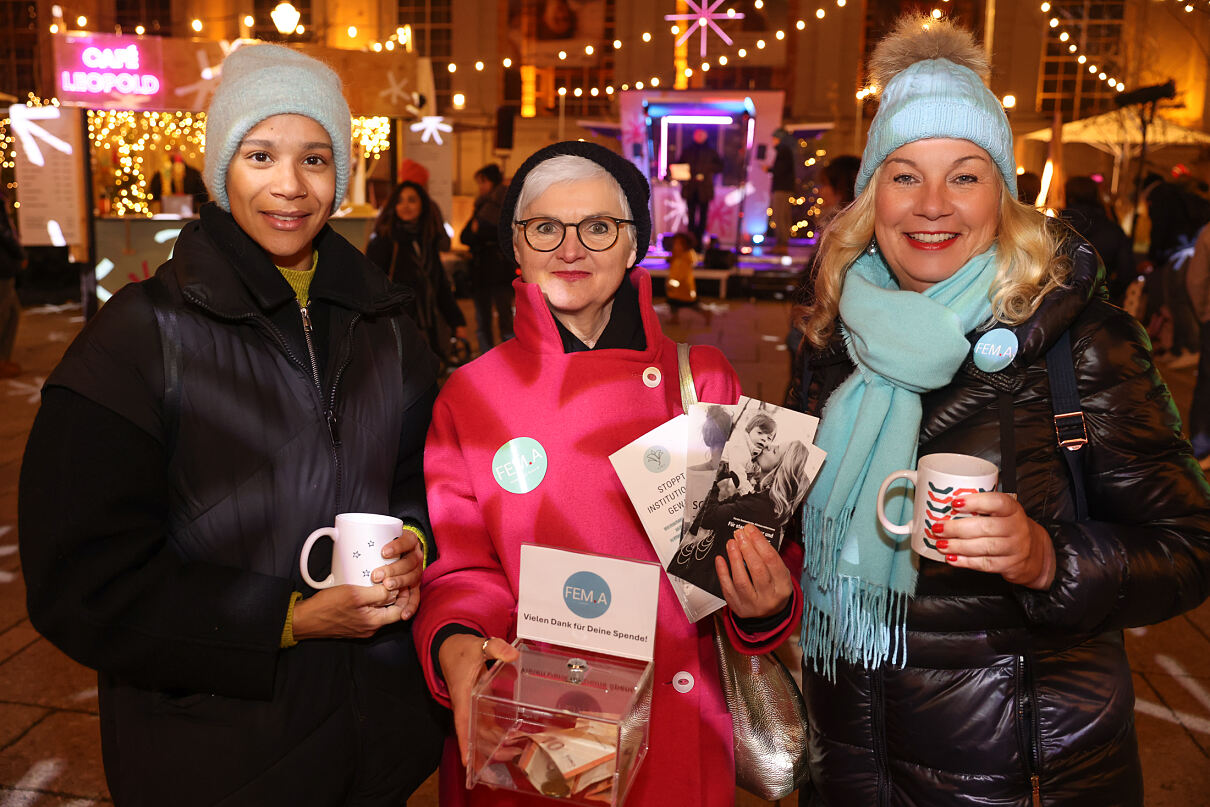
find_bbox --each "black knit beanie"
[498,141,652,268]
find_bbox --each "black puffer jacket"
[20,207,446,806]
[799,238,1210,806]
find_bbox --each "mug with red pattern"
[875,453,999,562]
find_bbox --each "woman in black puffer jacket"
[792,18,1210,807]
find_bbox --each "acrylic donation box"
[468,545,661,804]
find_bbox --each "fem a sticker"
[493,437,548,494]
[973,328,1018,373]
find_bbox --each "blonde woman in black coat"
[793,18,1210,806]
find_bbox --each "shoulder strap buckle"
[1053,411,1088,450]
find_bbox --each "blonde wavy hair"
[765,440,815,523]
[799,164,1071,350]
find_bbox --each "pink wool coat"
[415,270,801,806]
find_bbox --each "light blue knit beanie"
[203,44,351,213]
[855,17,1016,198]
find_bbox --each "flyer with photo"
[608,415,726,623]
[669,397,825,599]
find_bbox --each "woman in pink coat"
[413,141,803,806]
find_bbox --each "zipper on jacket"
[323,314,362,512]
[1016,654,1043,806]
[300,303,340,444]
[300,302,344,509]
[870,667,891,807]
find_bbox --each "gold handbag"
[675,343,811,799]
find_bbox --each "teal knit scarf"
[801,245,997,680]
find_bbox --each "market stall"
[11,30,431,307]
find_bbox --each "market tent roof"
[1022,109,1210,154]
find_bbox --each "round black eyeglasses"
[515,216,635,252]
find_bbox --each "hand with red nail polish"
[927,491,1056,590]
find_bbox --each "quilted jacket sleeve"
[1015,305,1210,632]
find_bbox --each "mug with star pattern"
[299,512,403,588]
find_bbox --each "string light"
[1039,2,1127,93]
[86,110,206,217]
[31,11,869,116]
[400,1,857,107]
[351,116,391,159]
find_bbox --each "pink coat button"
[672,671,694,693]
[642,367,662,388]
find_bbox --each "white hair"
[512,154,634,252]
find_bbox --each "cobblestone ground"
[1,295,1207,806]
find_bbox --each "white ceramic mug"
[876,453,999,562]
[299,512,404,588]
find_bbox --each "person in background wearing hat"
[767,128,797,253]
[791,17,1210,805]
[459,162,515,352]
[18,44,445,806]
[412,141,803,806]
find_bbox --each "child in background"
[666,231,710,324]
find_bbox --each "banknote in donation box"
[467,546,659,805]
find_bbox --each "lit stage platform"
[639,240,817,300]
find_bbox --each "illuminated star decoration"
[409,116,452,145]
[665,0,744,59]
[378,70,412,108]
[662,193,689,233]
[8,105,72,167]
[175,40,239,110]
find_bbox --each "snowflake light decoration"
[662,194,689,233]
[665,0,744,59]
[409,116,452,145]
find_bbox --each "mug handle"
[300,527,337,589]
[876,470,917,535]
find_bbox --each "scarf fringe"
[802,504,854,586]
[801,575,910,684]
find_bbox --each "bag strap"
[143,278,182,458]
[1046,329,1089,521]
[994,330,1088,521]
[676,342,699,411]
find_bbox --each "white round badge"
[492,437,548,494]
[973,328,1018,373]
[642,366,662,388]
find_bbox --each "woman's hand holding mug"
[292,513,427,642]
[931,493,1056,590]
[876,453,1056,590]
